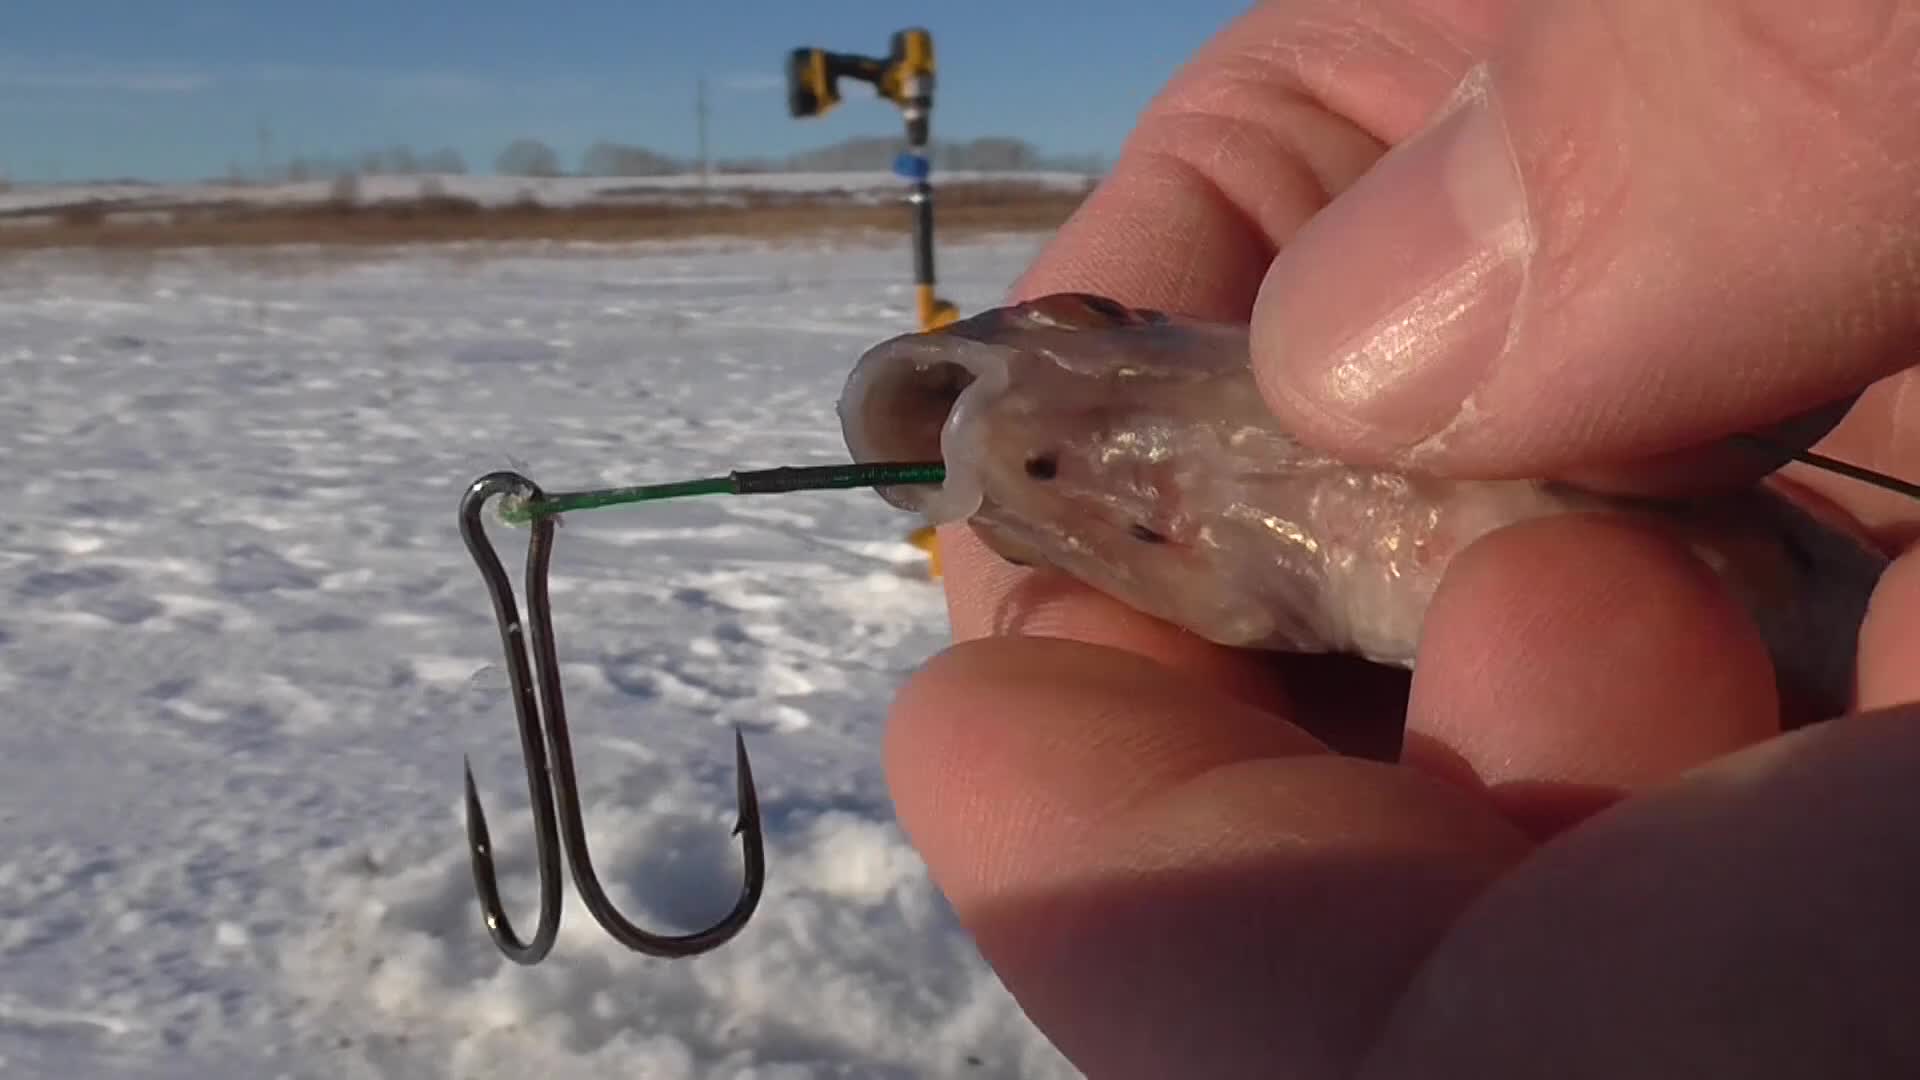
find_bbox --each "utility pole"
[256,116,273,184]
[695,75,710,199]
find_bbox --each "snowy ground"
[0,171,1097,219]
[0,235,1083,1078]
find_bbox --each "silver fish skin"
[837,293,1890,717]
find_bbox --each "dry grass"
[0,180,1088,255]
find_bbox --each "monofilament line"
[1730,433,1920,502]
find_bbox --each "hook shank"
[457,469,765,963]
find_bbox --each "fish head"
[839,293,1332,646]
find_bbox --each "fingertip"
[932,522,1030,641]
[935,522,1303,718]
[1403,513,1781,836]
[1859,544,1920,711]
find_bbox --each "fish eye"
[1023,453,1059,480]
[1128,523,1167,544]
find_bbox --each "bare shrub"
[496,139,562,178]
[327,172,362,207]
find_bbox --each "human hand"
[884,3,1920,1077]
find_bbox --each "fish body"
[837,293,1890,717]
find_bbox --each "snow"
[0,235,1082,1078]
[0,171,1098,218]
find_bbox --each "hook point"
[731,727,760,837]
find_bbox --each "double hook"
[456,470,765,964]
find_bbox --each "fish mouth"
[837,331,1016,524]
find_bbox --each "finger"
[887,636,1530,1080]
[937,521,1416,757]
[1555,392,1859,498]
[1252,0,1920,483]
[1860,544,1920,709]
[1007,2,1422,319]
[934,521,1304,718]
[1403,513,1780,838]
[1361,704,1920,1080]
[942,1,1506,651]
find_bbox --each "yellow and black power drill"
[788,29,958,577]
[786,28,960,333]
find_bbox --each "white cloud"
[0,55,212,94]
[237,62,597,103]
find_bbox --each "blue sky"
[0,1,1254,182]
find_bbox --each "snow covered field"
[0,235,1083,1078]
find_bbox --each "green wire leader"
[494,460,948,526]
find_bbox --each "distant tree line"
[237,144,471,183]
[232,134,1103,184]
[564,134,1105,177]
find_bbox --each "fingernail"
[1258,68,1533,451]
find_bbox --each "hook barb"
[456,469,765,963]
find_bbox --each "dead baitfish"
[837,292,1891,720]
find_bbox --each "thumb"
[1250,1,1920,480]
